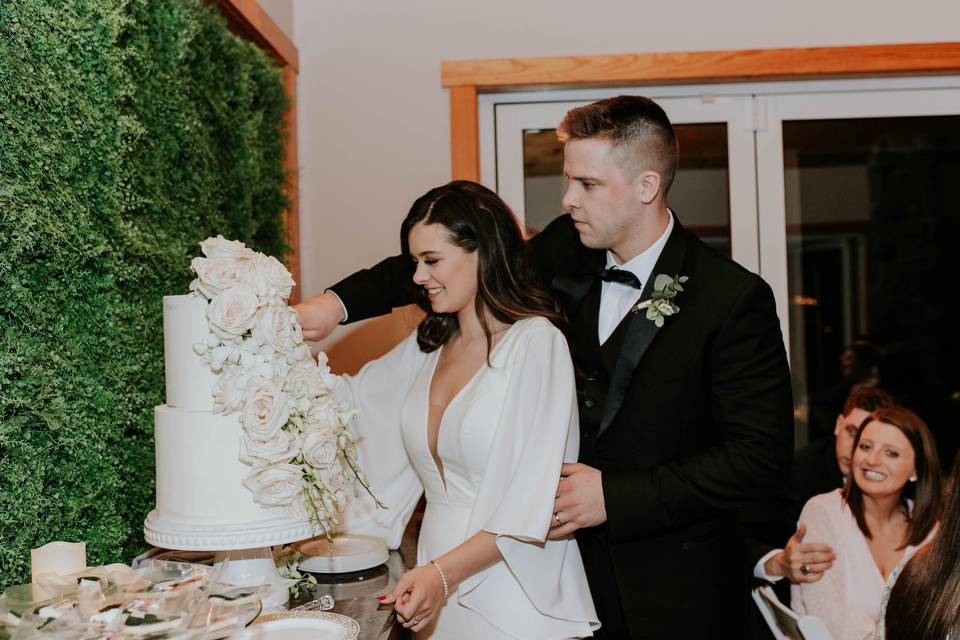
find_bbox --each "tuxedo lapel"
[598,224,689,437]
[551,249,605,318]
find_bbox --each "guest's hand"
[765,523,836,583]
[293,291,345,341]
[547,463,606,539]
[377,564,447,633]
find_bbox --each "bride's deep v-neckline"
[424,325,516,492]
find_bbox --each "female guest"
[791,407,942,640]
[327,181,598,638]
[883,451,960,640]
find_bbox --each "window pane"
[521,124,731,254]
[784,116,960,465]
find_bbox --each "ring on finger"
[554,512,562,526]
[412,618,420,626]
[800,563,810,575]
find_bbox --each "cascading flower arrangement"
[187,236,380,537]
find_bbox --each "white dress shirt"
[597,211,674,344]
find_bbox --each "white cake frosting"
[162,295,218,410]
[145,294,315,551]
[153,406,270,524]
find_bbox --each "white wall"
[291,0,960,371]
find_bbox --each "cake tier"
[163,295,218,410]
[152,405,304,532]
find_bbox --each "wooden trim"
[449,86,480,181]
[282,66,302,303]
[215,0,298,71]
[444,42,960,181]
[442,42,960,89]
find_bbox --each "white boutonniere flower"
[631,274,689,328]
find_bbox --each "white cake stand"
[144,511,320,609]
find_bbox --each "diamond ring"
[554,513,561,525]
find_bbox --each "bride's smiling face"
[408,221,479,315]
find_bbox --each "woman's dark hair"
[843,406,942,548]
[399,180,563,354]
[884,451,960,640]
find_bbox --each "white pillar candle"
[30,541,86,600]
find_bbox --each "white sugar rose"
[240,430,299,466]
[242,377,290,441]
[242,464,303,508]
[252,254,294,302]
[212,367,251,414]
[253,305,300,354]
[190,257,252,299]
[304,395,342,430]
[285,363,327,400]
[207,285,259,339]
[302,427,339,469]
[201,235,256,260]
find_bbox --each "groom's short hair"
[557,95,680,194]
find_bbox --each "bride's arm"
[381,532,501,632]
[327,332,426,548]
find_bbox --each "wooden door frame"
[442,42,960,181]
[215,0,302,301]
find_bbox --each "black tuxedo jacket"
[330,214,794,638]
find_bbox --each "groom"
[295,96,794,637]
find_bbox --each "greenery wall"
[0,0,290,586]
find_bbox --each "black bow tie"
[595,268,642,289]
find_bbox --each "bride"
[315,181,598,639]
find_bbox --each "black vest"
[570,281,634,464]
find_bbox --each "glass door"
[756,88,960,455]
[490,96,760,272]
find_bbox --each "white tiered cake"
[143,294,317,551]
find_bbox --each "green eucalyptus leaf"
[653,273,674,290]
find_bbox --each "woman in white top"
[330,181,599,639]
[791,406,942,640]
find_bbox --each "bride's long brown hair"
[399,181,563,356]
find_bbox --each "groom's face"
[562,137,646,258]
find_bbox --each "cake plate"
[145,510,320,609]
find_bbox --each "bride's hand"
[378,564,446,633]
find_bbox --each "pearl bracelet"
[430,560,449,599]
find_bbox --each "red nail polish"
[376,595,386,601]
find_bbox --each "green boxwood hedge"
[0,0,290,586]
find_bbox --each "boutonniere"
[631,274,689,327]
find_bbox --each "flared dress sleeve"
[458,318,600,638]
[328,332,425,549]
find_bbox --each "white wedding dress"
[333,317,598,639]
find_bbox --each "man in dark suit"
[295,96,794,638]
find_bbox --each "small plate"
[298,535,388,574]
[245,611,359,640]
